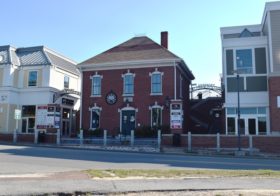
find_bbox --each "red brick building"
[79,32,194,135]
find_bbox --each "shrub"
[83,128,104,137]
[135,125,157,138]
[159,124,171,134]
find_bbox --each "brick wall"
[0,133,56,144]
[253,136,280,153]
[220,136,249,148]
[0,134,13,142]
[162,134,280,154]
[18,134,34,143]
[268,76,280,132]
[44,134,57,144]
[82,66,191,133]
[192,136,216,148]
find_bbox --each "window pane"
[258,117,266,134]
[152,108,162,127]
[28,118,35,133]
[227,107,236,114]
[151,74,162,93]
[28,71,37,86]
[124,75,134,94]
[92,77,101,95]
[240,107,257,114]
[91,110,100,129]
[236,49,253,74]
[227,117,235,134]
[64,76,69,89]
[22,105,36,117]
[258,107,266,114]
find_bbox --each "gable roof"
[79,35,195,80]
[0,45,79,76]
[79,36,181,65]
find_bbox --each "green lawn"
[85,169,280,179]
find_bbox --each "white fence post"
[13,129,17,144]
[80,129,84,145]
[131,130,134,147]
[104,130,107,147]
[56,129,61,145]
[216,133,220,152]
[188,131,192,152]
[249,135,253,153]
[34,130,38,144]
[158,130,161,150]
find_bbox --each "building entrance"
[121,110,136,136]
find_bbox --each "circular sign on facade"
[106,91,117,105]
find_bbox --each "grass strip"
[86,169,280,179]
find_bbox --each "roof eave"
[78,58,182,69]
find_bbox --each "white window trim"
[149,69,163,96]
[89,104,102,130]
[149,102,163,127]
[122,71,135,96]
[28,70,38,87]
[90,73,103,97]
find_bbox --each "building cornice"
[78,58,181,70]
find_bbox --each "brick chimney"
[161,31,168,49]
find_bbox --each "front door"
[121,110,136,136]
[21,117,35,133]
[238,117,256,135]
[62,120,70,136]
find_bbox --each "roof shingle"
[79,36,181,65]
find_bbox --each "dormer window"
[28,71,37,87]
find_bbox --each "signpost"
[170,103,182,129]
[14,109,21,143]
[36,105,48,129]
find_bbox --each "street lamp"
[234,70,241,151]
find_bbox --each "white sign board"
[14,109,21,120]
[278,96,280,108]
[36,105,48,129]
[170,103,183,129]
[171,109,182,129]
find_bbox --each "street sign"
[14,109,22,120]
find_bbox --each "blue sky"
[0,0,274,85]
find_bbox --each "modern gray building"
[221,1,280,135]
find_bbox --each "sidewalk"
[1,141,280,160]
[1,171,280,195]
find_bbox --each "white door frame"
[119,106,138,134]
[236,116,258,135]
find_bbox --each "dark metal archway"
[190,84,222,99]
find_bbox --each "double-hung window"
[28,71,38,87]
[91,76,101,96]
[151,107,162,127]
[123,74,134,95]
[151,72,162,94]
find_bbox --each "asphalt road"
[1,144,280,195]
[0,144,280,175]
